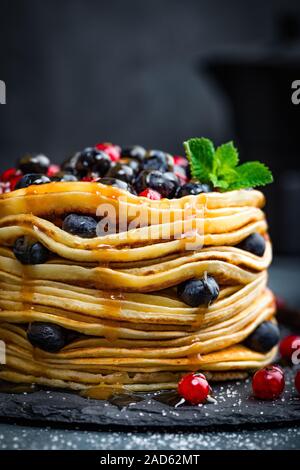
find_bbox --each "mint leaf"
[183,137,273,191]
[226,162,273,190]
[184,138,215,182]
[209,172,229,190]
[215,141,239,172]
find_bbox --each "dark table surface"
[1,256,300,450]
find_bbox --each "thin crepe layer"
[0,183,265,219]
[0,322,277,392]
[0,240,271,291]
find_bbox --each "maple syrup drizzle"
[82,386,124,400]
[108,393,144,409]
[153,390,186,408]
[20,265,34,315]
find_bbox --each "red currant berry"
[81,176,94,182]
[0,168,22,183]
[95,143,121,162]
[138,188,162,200]
[252,365,285,400]
[9,174,23,191]
[295,371,300,395]
[173,155,188,167]
[280,335,300,362]
[178,372,211,405]
[47,164,60,177]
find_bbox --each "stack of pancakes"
[0,182,276,397]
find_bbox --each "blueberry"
[27,322,67,352]
[106,163,135,183]
[244,321,280,353]
[99,177,136,194]
[15,174,51,190]
[121,145,146,162]
[176,181,212,198]
[164,171,180,186]
[237,233,266,257]
[18,153,50,174]
[75,147,97,175]
[141,150,173,172]
[62,214,98,238]
[13,237,50,265]
[92,151,112,176]
[120,158,141,174]
[177,276,219,307]
[134,170,178,198]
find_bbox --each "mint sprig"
[183,137,273,191]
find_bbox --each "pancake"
[0,182,277,396]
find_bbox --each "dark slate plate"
[0,368,299,430]
[0,323,299,430]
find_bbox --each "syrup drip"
[153,390,186,408]
[20,265,34,314]
[108,393,144,409]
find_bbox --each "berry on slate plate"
[95,143,121,162]
[279,335,300,362]
[244,321,280,353]
[237,232,266,257]
[177,275,219,307]
[178,372,211,405]
[252,365,285,400]
[295,370,300,395]
[138,188,162,200]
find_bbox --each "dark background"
[1,0,300,253]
